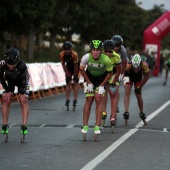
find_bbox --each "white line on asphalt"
[66,124,75,128]
[39,124,46,127]
[80,100,170,170]
[163,128,167,132]
[9,123,17,128]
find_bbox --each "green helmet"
[90,40,103,50]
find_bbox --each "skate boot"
[20,125,28,143]
[139,112,147,125]
[110,118,116,133]
[101,112,107,127]
[81,125,88,141]
[20,125,28,135]
[2,124,9,143]
[65,99,70,111]
[94,126,101,142]
[163,81,167,86]
[123,112,130,126]
[73,99,77,111]
[1,124,9,134]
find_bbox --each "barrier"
[0,62,84,101]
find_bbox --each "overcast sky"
[135,0,170,10]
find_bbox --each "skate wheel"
[125,119,128,126]
[94,134,98,142]
[4,134,8,143]
[102,120,105,127]
[21,134,25,143]
[143,120,147,125]
[73,106,76,111]
[111,126,115,133]
[83,133,86,141]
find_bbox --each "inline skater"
[162,55,170,86]
[80,40,113,141]
[102,40,122,131]
[111,35,128,113]
[0,48,30,142]
[59,41,79,111]
[123,54,149,125]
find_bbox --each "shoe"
[20,125,28,135]
[102,112,107,120]
[81,126,88,134]
[65,100,70,106]
[73,99,77,106]
[163,81,167,86]
[94,126,101,135]
[1,124,9,134]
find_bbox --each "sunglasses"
[64,49,71,51]
[7,63,17,67]
[104,50,113,53]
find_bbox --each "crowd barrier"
[0,62,84,101]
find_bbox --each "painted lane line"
[163,128,167,132]
[9,123,17,128]
[66,124,75,128]
[39,124,46,127]
[80,100,170,170]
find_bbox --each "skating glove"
[87,83,94,92]
[0,60,5,66]
[109,84,117,93]
[98,86,105,94]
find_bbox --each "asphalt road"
[0,74,170,170]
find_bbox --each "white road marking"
[39,124,46,127]
[66,124,75,128]
[163,128,168,132]
[80,100,170,170]
[9,123,17,128]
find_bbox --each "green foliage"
[0,0,168,61]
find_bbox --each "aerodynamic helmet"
[90,40,103,50]
[103,40,115,50]
[63,41,73,50]
[131,54,142,68]
[4,48,20,65]
[111,35,123,46]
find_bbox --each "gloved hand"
[109,84,117,93]
[98,86,105,94]
[87,83,94,92]
[0,60,5,66]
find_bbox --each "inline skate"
[94,126,101,142]
[81,126,88,141]
[65,99,70,111]
[123,112,130,126]
[20,125,28,143]
[101,112,107,127]
[139,112,147,125]
[1,124,9,143]
[72,99,77,111]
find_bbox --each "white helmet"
[131,54,141,68]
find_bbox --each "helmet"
[131,54,141,68]
[103,40,115,50]
[63,41,73,50]
[4,48,20,65]
[111,35,123,46]
[90,40,103,50]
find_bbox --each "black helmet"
[63,41,73,50]
[111,35,123,46]
[4,48,20,65]
[103,40,115,50]
[90,40,103,50]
